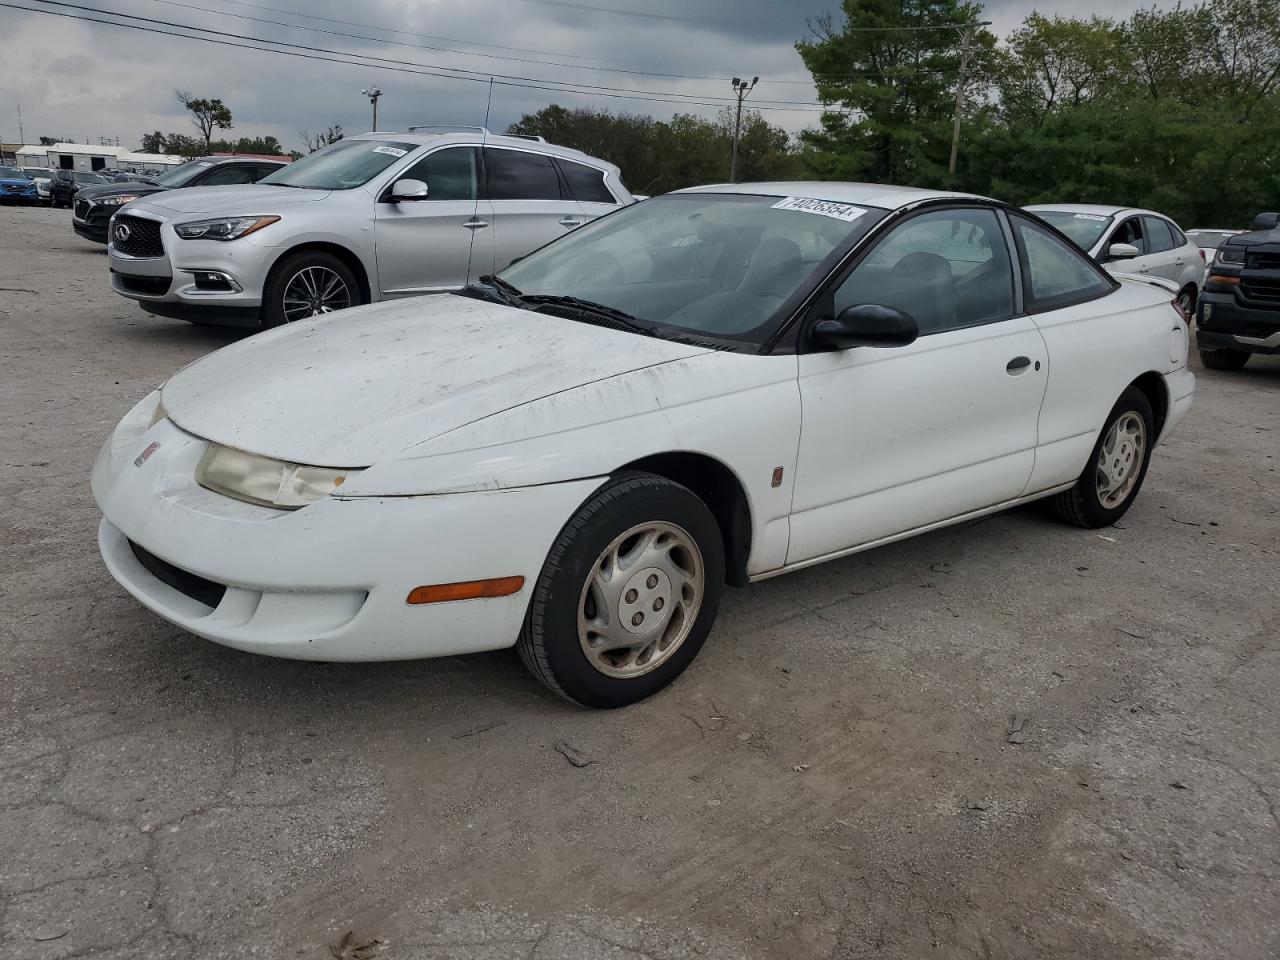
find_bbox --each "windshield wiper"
[467,274,524,307]
[520,294,652,335]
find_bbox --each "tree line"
[510,0,1280,228]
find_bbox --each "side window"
[201,164,260,186]
[255,164,284,181]
[558,160,616,204]
[833,208,1015,335]
[484,148,562,201]
[1011,214,1114,310]
[1144,216,1175,254]
[1110,217,1145,254]
[397,147,478,201]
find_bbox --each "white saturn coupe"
[94,183,1196,707]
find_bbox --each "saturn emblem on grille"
[114,222,132,243]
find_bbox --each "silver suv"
[106,128,632,327]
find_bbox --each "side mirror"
[813,304,918,350]
[1108,242,1140,260]
[1251,211,1279,232]
[390,178,429,201]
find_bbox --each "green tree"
[796,0,995,185]
[176,90,233,152]
[139,131,166,153]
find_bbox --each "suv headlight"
[99,194,140,206]
[196,443,361,509]
[1216,245,1245,264]
[174,215,280,241]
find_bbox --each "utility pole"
[361,86,383,131]
[729,76,758,184]
[16,98,23,144]
[948,21,990,177]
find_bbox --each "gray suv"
[106,128,632,327]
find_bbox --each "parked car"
[49,170,110,208]
[93,183,1194,707]
[74,156,287,243]
[1187,228,1242,261]
[107,129,631,327]
[0,165,38,204]
[1025,204,1204,315]
[1195,211,1280,370]
[21,168,55,205]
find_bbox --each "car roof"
[1025,203,1169,220]
[348,129,620,174]
[675,181,991,209]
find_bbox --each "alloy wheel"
[577,521,704,679]
[282,266,352,322]
[1096,411,1147,509]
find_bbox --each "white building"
[14,143,184,175]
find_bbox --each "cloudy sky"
[1,0,1177,153]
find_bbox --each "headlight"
[100,194,140,206]
[174,215,280,241]
[196,443,361,509]
[1216,245,1245,264]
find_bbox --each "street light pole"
[361,86,383,131]
[729,76,758,184]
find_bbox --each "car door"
[373,146,487,296]
[786,206,1049,566]
[1104,216,1158,278]
[1153,217,1203,289]
[1006,213,1138,493]
[555,156,624,225]
[481,147,584,275]
[1140,215,1184,284]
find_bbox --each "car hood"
[161,295,707,466]
[78,182,163,201]
[141,184,331,216]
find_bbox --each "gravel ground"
[1,203,1278,960]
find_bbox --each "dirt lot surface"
[1,203,1278,960]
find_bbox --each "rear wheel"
[1050,386,1154,529]
[1199,348,1250,371]
[1176,286,1196,317]
[260,251,362,328]
[518,473,725,708]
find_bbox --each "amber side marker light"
[1207,273,1241,285]
[406,576,525,605]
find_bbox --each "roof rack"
[406,125,492,135]
[507,134,548,143]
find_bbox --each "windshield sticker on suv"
[772,197,867,222]
[1073,213,1108,221]
[371,145,408,158]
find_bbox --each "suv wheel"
[518,473,725,708]
[261,251,362,328]
[1199,348,1250,371]
[1049,386,1155,529]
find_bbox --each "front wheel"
[1049,386,1154,529]
[1199,348,1250,371]
[518,473,725,708]
[260,251,362,328]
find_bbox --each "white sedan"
[94,183,1195,707]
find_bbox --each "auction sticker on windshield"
[1073,213,1109,221]
[772,197,867,222]
[372,145,408,158]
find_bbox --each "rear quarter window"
[1012,214,1116,312]
[559,160,617,204]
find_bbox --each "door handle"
[462,219,489,230]
[1138,264,1151,273]
[559,217,583,228]
[1006,356,1032,374]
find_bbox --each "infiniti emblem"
[114,222,132,243]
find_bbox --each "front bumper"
[0,184,38,202]
[73,218,109,243]
[108,214,272,322]
[1198,289,1280,355]
[92,394,603,661]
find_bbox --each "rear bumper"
[1197,293,1280,354]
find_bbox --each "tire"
[517,472,726,708]
[1199,348,1250,371]
[1049,386,1155,529]
[259,250,362,328]
[1177,286,1196,316]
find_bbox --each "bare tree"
[298,125,344,153]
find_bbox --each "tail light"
[1199,249,1206,262]
[1171,297,1192,325]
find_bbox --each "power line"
[16,0,825,108]
[514,0,738,28]
[1,1,830,112]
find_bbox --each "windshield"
[74,172,108,184]
[1187,230,1236,249]
[498,192,885,345]
[259,139,416,190]
[154,160,212,188]
[0,166,27,179]
[1033,210,1114,251]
